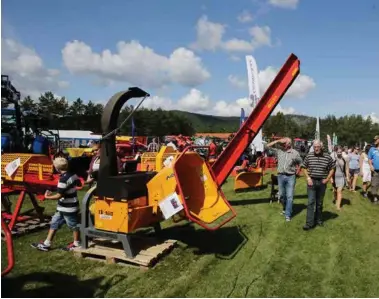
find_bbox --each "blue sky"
[2,0,379,120]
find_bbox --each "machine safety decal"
[98,209,113,220]
[159,192,184,220]
[5,158,21,177]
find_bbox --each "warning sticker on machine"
[99,214,112,220]
[159,192,184,220]
[5,158,21,177]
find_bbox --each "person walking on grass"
[332,146,349,211]
[348,146,360,192]
[368,135,379,203]
[266,137,303,222]
[31,157,82,251]
[360,144,372,198]
[302,140,335,231]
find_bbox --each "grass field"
[2,173,379,298]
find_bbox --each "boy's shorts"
[50,211,79,231]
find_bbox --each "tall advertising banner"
[327,134,332,153]
[315,116,320,140]
[245,55,264,152]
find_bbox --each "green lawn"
[2,173,379,297]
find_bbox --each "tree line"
[14,92,379,146]
[262,112,379,147]
[18,92,196,136]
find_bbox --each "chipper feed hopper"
[80,53,301,258]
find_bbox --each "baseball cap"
[375,135,379,140]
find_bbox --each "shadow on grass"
[322,211,339,222]
[155,223,247,260]
[1,271,124,297]
[341,198,351,207]
[230,194,308,206]
[234,184,268,193]
[292,203,307,218]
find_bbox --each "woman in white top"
[360,145,372,198]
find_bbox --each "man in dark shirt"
[302,140,335,230]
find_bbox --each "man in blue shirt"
[368,135,379,203]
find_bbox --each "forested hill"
[14,92,379,146]
[172,110,315,133]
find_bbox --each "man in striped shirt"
[31,157,82,251]
[267,137,303,221]
[302,140,335,230]
[147,138,160,152]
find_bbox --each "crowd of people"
[30,133,379,251]
[266,135,379,230]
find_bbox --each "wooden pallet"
[73,237,177,269]
[1,217,51,239]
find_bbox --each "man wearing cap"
[368,135,379,203]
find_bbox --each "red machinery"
[1,153,84,231]
[1,215,14,276]
[212,53,300,185]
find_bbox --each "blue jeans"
[278,174,296,218]
[50,211,79,231]
[306,178,326,226]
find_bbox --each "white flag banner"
[315,116,320,140]
[246,55,264,152]
[327,134,332,153]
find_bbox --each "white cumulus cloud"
[1,38,69,99]
[237,10,253,23]
[141,88,296,117]
[62,40,210,89]
[230,55,242,62]
[191,15,272,53]
[365,112,379,124]
[268,0,299,9]
[228,75,247,89]
[228,66,316,98]
[259,66,315,98]
[190,15,226,51]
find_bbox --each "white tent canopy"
[41,130,102,140]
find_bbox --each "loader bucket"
[173,150,236,230]
[234,168,264,192]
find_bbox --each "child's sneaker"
[31,241,50,252]
[62,242,81,251]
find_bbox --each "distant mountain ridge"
[171,110,315,133]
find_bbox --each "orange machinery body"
[231,157,266,191]
[81,55,301,257]
[139,145,179,172]
[93,148,235,233]
[93,53,301,233]
[234,168,264,192]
